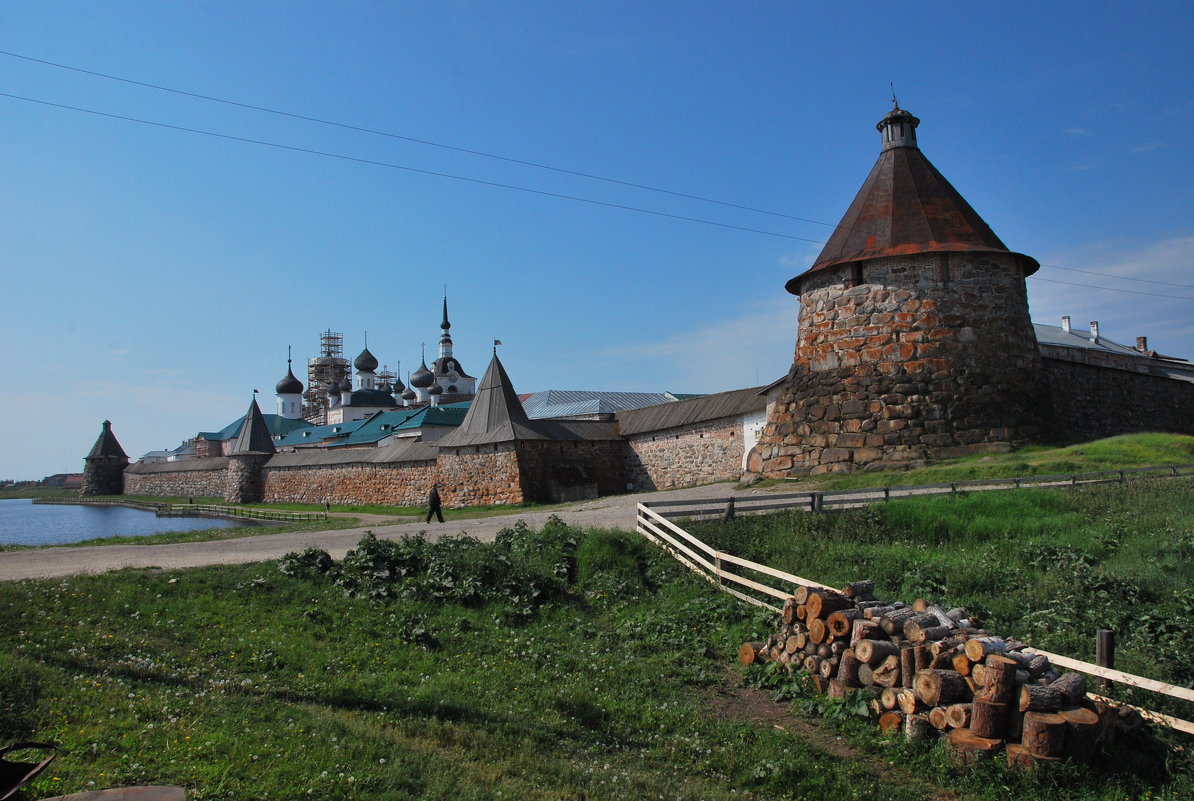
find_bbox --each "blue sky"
[3,2,1192,479]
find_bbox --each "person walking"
[425,483,444,523]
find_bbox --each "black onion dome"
[428,383,443,395]
[276,367,304,395]
[401,387,417,401]
[392,374,405,393]
[410,360,434,388]
[354,347,379,372]
[338,377,354,393]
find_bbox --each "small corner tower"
[226,396,276,503]
[81,420,130,496]
[753,104,1052,476]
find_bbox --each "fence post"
[883,487,890,502]
[1096,629,1115,692]
[714,553,724,587]
[722,498,735,522]
[811,493,823,513]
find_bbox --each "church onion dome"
[410,360,435,388]
[786,103,1039,296]
[354,347,379,372]
[392,374,405,393]
[378,381,392,394]
[428,384,443,396]
[338,377,354,393]
[276,367,304,395]
[401,386,417,401]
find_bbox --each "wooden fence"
[641,463,1194,521]
[634,502,1194,735]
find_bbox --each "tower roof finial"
[890,81,899,110]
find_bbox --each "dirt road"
[0,482,787,581]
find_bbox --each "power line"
[1028,276,1194,301]
[0,48,832,229]
[0,90,829,245]
[1038,263,1194,290]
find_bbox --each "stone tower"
[225,397,276,503]
[81,420,129,496]
[752,104,1052,476]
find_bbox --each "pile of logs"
[739,580,1136,770]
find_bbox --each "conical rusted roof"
[231,397,277,455]
[787,106,1037,295]
[87,420,128,460]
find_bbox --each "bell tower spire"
[438,291,454,360]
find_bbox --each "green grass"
[759,432,1194,491]
[2,498,1192,801]
[0,487,79,500]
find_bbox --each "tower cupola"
[275,348,305,420]
[877,102,919,151]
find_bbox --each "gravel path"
[0,482,790,581]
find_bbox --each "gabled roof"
[199,412,312,442]
[1034,323,1194,384]
[275,419,365,447]
[231,398,276,455]
[788,107,1037,294]
[87,420,128,460]
[617,386,768,436]
[437,354,546,447]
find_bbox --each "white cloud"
[1065,127,1094,137]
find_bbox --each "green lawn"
[2,490,1192,801]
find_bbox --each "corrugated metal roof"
[267,440,438,467]
[521,389,685,419]
[126,456,229,474]
[1034,323,1146,357]
[276,420,365,446]
[616,386,767,436]
[201,413,312,442]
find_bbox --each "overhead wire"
[2,51,1190,300]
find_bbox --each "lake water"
[0,499,237,547]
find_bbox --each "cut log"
[878,710,904,735]
[1005,742,1061,774]
[1059,706,1100,762]
[830,640,848,656]
[842,579,875,598]
[793,586,812,605]
[902,613,938,639]
[1005,707,1024,741]
[911,598,930,613]
[945,703,973,729]
[850,619,881,648]
[808,617,829,645]
[793,631,808,652]
[836,649,861,685]
[964,636,1008,662]
[827,678,856,699]
[928,706,950,730]
[816,643,833,660]
[970,663,987,689]
[904,713,932,741]
[809,675,830,694]
[879,607,917,635]
[819,657,837,679]
[856,638,900,665]
[914,669,971,707]
[1021,712,1067,758]
[872,655,902,689]
[900,644,916,689]
[1049,672,1088,707]
[806,590,853,620]
[945,607,967,622]
[857,663,874,687]
[802,655,820,674]
[795,604,807,622]
[969,701,1007,740]
[981,655,1019,705]
[781,597,798,625]
[952,652,972,676]
[931,635,969,657]
[880,687,900,710]
[1026,653,1051,678]
[784,635,801,655]
[827,609,861,637]
[897,689,921,715]
[913,644,930,674]
[946,728,1003,767]
[909,623,954,643]
[738,641,766,665]
[1019,683,1063,713]
[863,605,899,621]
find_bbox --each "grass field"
[2,479,1192,800]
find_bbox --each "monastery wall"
[263,459,438,506]
[624,417,746,491]
[514,440,627,502]
[434,445,525,506]
[123,458,230,498]
[1043,358,1194,440]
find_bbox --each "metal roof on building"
[126,456,229,474]
[267,440,438,468]
[200,412,313,442]
[616,386,767,436]
[87,420,128,460]
[275,420,365,447]
[521,389,691,419]
[1034,323,1194,384]
[231,398,276,455]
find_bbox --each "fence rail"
[634,502,1194,736]
[642,463,1194,520]
[35,498,327,523]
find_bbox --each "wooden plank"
[1024,649,1194,703]
[721,583,783,612]
[637,505,717,556]
[637,525,721,589]
[637,517,718,574]
[1087,693,1194,736]
[716,551,834,591]
[715,569,793,601]
[642,497,732,508]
